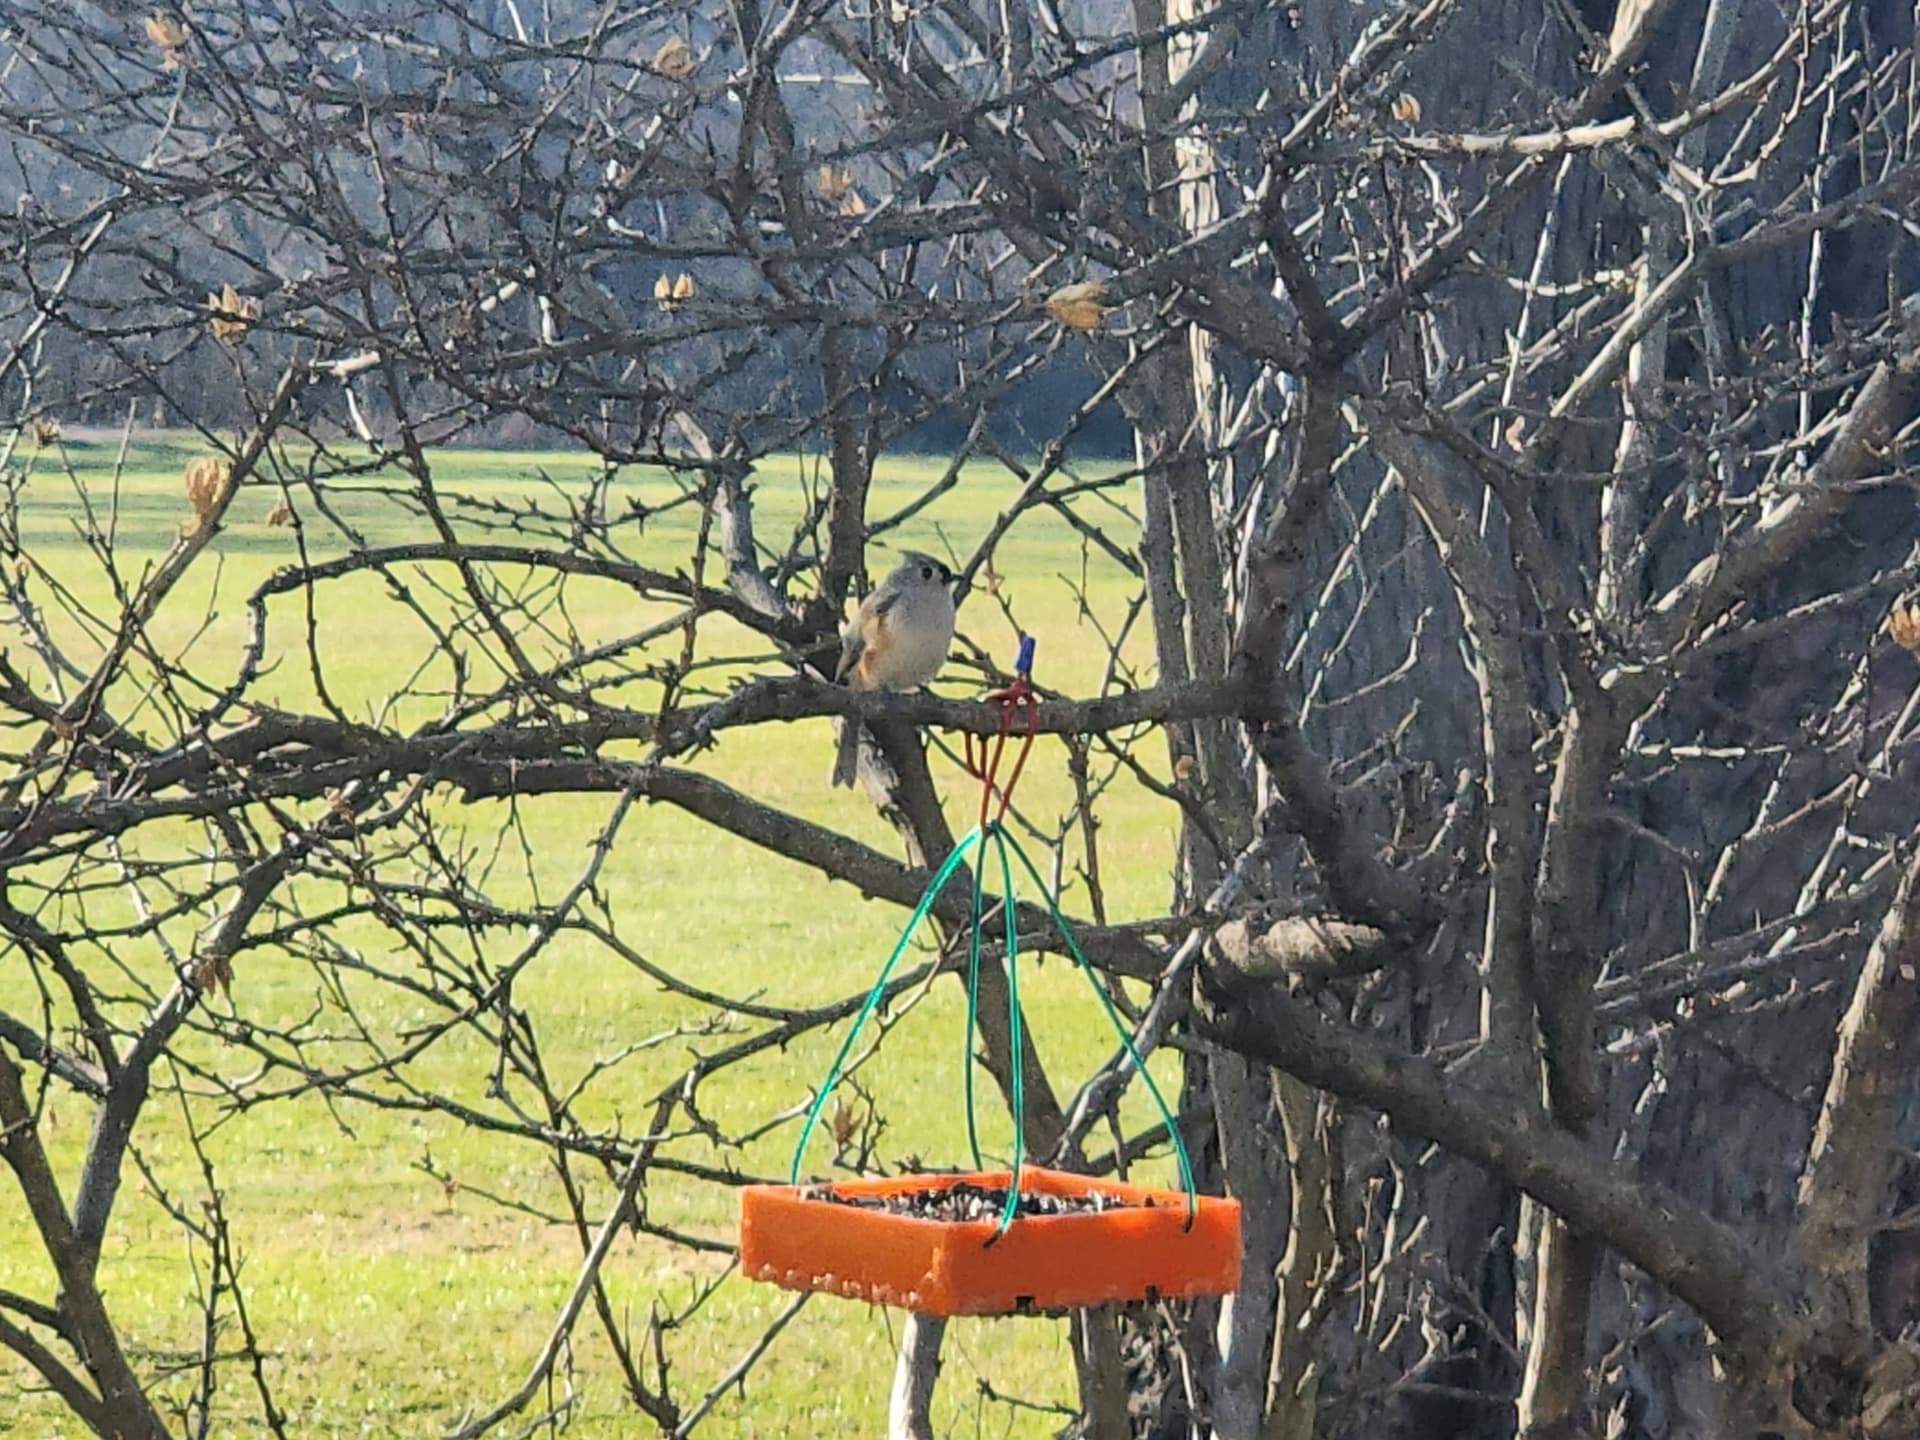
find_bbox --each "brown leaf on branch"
[265,500,294,527]
[1889,600,1920,652]
[28,415,60,447]
[190,950,233,995]
[655,273,695,312]
[207,283,259,344]
[1044,280,1109,332]
[183,457,233,526]
[829,1098,858,1149]
[817,165,867,216]
[816,164,852,201]
[1391,93,1423,124]
[144,14,188,68]
[653,35,695,78]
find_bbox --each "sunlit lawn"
[0,436,1183,1436]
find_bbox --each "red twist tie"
[964,638,1039,828]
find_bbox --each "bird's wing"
[833,628,864,682]
[837,591,903,684]
[835,589,901,683]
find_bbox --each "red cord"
[963,653,1039,828]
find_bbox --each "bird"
[830,551,956,788]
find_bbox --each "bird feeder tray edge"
[739,1167,1242,1316]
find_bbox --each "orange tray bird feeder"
[741,1168,1242,1316]
[741,638,1241,1316]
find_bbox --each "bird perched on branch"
[830,551,956,788]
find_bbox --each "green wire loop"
[998,823,1198,1226]
[962,836,988,1170]
[987,824,1026,1239]
[792,815,1199,1238]
[790,826,985,1183]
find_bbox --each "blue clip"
[1015,634,1036,679]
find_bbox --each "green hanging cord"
[791,826,986,1183]
[987,821,1027,1240]
[1000,827,1199,1226]
[961,832,989,1171]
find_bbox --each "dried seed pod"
[1044,280,1109,332]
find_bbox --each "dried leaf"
[655,273,694,311]
[183,457,233,524]
[1044,280,1109,332]
[207,283,259,344]
[1503,413,1528,451]
[51,716,78,742]
[325,786,355,820]
[144,14,187,49]
[829,1098,858,1149]
[816,166,868,217]
[265,500,294,527]
[653,34,695,78]
[144,14,188,68]
[817,164,853,201]
[28,415,60,448]
[1390,92,1422,125]
[190,949,233,995]
[1173,754,1197,783]
[1889,600,1920,653]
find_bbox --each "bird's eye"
[920,565,933,581]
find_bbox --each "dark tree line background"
[5,0,1920,1437]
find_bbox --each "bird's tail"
[830,718,863,788]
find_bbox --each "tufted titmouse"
[830,550,956,788]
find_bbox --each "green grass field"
[0,438,1186,1436]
